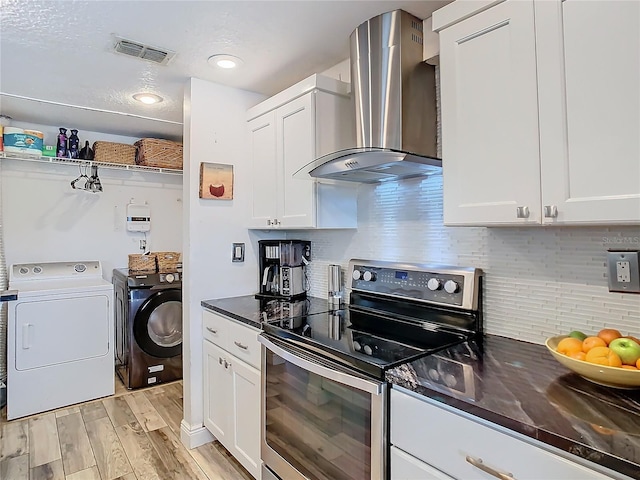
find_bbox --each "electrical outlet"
[607,250,640,293]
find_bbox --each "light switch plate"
[607,250,640,293]
[232,243,245,263]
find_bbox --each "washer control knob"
[352,269,362,281]
[444,280,459,294]
[19,266,29,275]
[427,278,442,291]
[363,271,376,282]
[33,266,43,274]
[165,273,175,283]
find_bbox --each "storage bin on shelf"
[155,251,181,273]
[128,253,157,273]
[93,141,137,165]
[134,138,183,170]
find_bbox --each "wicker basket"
[128,253,157,273]
[135,138,183,170]
[155,251,181,273]
[93,141,137,165]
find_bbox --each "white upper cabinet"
[435,0,640,226]
[247,74,357,230]
[437,0,541,225]
[535,0,640,224]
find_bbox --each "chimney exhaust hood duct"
[297,9,441,184]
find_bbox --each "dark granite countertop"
[387,335,640,479]
[201,295,338,329]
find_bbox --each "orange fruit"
[582,336,607,353]
[585,346,622,367]
[597,328,622,345]
[556,337,583,356]
[621,365,638,370]
[569,351,587,361]
[637,358,640,369]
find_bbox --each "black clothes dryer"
[113,268,182,389]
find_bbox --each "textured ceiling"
[0,0,449,139]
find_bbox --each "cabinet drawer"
[391,389,615,480]
[202,309,228,349]
[226,319,261,369]
[391,446,455,480]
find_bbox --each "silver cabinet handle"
[234,341,249,350]
[466,456,514,480]
[516,206,530,218]
[206,327,218,334]
[543,205,558,218]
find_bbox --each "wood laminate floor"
[0,378,253,480]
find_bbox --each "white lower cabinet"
[203,309,262,479]
[391,388,626,480]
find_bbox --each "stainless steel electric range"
[259,259,483,480]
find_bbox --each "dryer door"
[14,293,110,370]
[133,289,182,358]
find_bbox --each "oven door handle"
[259,335,383,395]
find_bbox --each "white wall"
[1,122,182,279]
[181,78,271,447]
[295,175,640,344]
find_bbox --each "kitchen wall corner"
[180,77,269,448]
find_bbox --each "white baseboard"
[180,419,215,449]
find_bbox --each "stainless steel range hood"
[297,9,440,184]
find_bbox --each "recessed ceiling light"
[208,54,244,69]
[133,93,163,104]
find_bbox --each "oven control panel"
[348,260,482,310]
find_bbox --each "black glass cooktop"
[263,306,473,380]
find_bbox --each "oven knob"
[363,344,373,355]
[427,278,442,291]
[444,280,459,294]
[165,273,175,283]
[362,271,376,282]
[353,341,362,352]
[352,269,362,281]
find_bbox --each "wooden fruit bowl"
[546,336,640,389]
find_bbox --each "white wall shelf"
[0,151,183,175]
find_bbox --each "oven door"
[259,334,387,480]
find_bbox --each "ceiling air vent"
[113,36,176,65]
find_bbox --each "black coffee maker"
[256,240,311,299]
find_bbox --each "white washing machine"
[7,261,114,420]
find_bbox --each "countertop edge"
[201,300,263,330]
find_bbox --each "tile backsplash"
[295,175,640,345]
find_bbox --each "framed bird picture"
[199,162,233,200]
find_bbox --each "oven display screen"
[395,271,408,280]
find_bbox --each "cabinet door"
[276,93,316,228]
[391,446,455,480]
[249,112,278,228]
[536,0,640,224]
[230,358,261,479]
[203,341,231,444]
[440,0,542,225]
